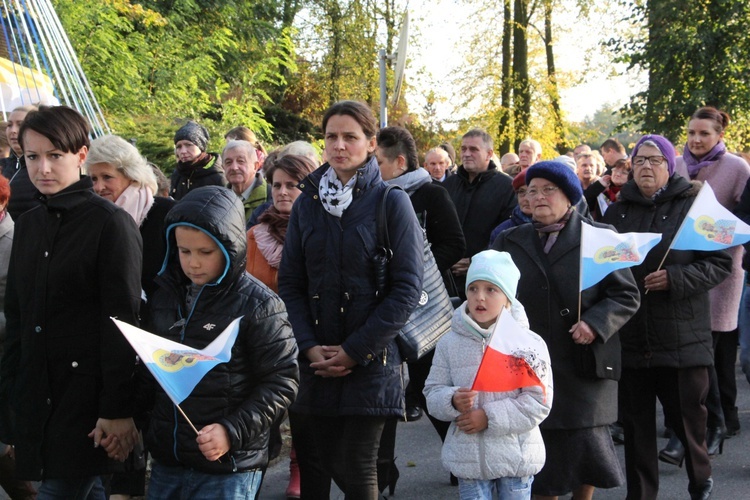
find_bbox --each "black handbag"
[374,185,453,361]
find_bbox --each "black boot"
[689,477,713,500]
[377,459,399,497]
[706,427,725,457]
[658,434,685,467]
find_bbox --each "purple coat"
[675,152,750,331]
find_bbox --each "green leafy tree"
[610,0,750,148]
[53,0,297,168]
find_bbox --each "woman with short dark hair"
[0,106,142,499]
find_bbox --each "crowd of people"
[0,100,747,500]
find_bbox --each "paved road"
[259,363,750,499]
[3,367,747,499]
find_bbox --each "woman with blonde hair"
[86,135,175,300]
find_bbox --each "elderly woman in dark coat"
[278,101,423,499]
[602,135,731,500]
[492,161,640,500]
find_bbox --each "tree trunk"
[326,1,343,105]
[499,0,513,155]
[512,0,530,147]
[544,1,565,153]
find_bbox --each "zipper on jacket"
[341,292,350,314]
[400,362,407,421]
[172,284,210,459]
[478,393,490,479]
[382,346,387,366]
[312,294,320,325]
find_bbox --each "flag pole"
[175,403,200,435]
[578,221,583,323]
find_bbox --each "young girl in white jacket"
[424,250,553,499]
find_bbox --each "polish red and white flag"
[471,308,551,401]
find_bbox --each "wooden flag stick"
[176,403,200,435]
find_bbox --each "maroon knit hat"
[512,170,526,191]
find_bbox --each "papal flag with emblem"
[112,316,243,405]
[670,181,750,251]
[580,222,662,291]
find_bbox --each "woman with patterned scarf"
[278,101,423,499]
[492,161,640,500]
[672,107,750,457]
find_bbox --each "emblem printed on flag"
[580,222,662,291]
[112,316,243,405]
[670,182,750,251]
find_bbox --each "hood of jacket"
[159,185,247,289]
[386,167,432,194]
[453,299,532,344]
[617,174,701,206]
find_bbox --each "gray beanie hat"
[174,121,209,152]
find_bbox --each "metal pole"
[378,48,387,128]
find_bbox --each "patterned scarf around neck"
[319,166,356,217]
[682,141,726,179]
[533,206,575,254]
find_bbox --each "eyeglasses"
[517,188,528,197]
[526,186,560,198]
[633,155,666,167]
